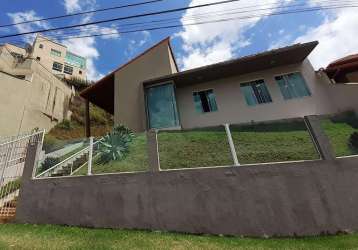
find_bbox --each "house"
[324,54,358,83]
[80,37,358,134]
[0,41,74,136]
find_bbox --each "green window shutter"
[276,73,311,100]
[241,84,258,106]
[193,92,204,113]
[207,91,218,112]
[288,73,311,97]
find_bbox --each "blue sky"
[1,0,357,80]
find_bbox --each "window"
[275,72,311,100]
[79,70,82,75]
[39,44,43,49]
[193,89,218,113]
[64,65,73,75]
[51,49,62,57]
[36,57,41,61]
[52,62,63,72]
[65,52,86,69]
[240,79,272,106]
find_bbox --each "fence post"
[87,137,93,175]
[304,115,335,161]
[146,129,160,172]
[224,124,240,166]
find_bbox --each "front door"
[146,83,179,129]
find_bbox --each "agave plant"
[97,125,134,163]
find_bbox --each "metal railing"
[0,130,44,219]
[36,137,102,178]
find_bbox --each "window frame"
[144,81,181,130]
[239,78,273,107]
[50,49,62,57]
[39,44,43,49]
[192,88,218,114]
[52,62,63,72]
[273,71,311,101]
[64,65,74,75]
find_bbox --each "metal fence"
[0,130,44,221]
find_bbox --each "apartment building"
[31,35,87,80]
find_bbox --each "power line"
[0,0,165,28]
[41,0,358,38]
[0,0,241,39]
[44,4,358,41]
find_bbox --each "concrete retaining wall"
[14,116,358,237]
[15,152,358,237]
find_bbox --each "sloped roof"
[80,37,177,114]
[325,53,358,82]
[144,41,319,87]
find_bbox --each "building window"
[193,89,218,113]
[39,44,43,49]
[65,52,86,69]
[275,72,311,100]
[52,62,63,72]
[79,70,82,75]
[51,49,62,57]
[64,65,73,75]
[36,57,41,61]
[240,80,272,106]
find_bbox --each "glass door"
[146,83,180,129]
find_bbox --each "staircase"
[50,153,88,177]
[0,197,17,223]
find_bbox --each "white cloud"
[295,8,358,69]
[63,0,96,14]
[7,10,50,43]
[177,0,293,70]
[60,0,119,80]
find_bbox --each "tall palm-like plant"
[97,125,134,163]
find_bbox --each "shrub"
[43,135,66,153]
[331,111,358,128]
[38,157,61,174]
[350,132,358,150]
[55,119,72,130]
[97,125,134,163]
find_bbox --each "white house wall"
[175,59,337,129]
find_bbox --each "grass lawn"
[158,120,319,170]
[73,116,358,174]
[321,118,358,157]
[74,135,149,175]
[0,224,357,250]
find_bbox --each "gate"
[0,131,44,222]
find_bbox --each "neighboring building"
[324,54,358,83]
[31,35,87,80]
[0,42,74,136]
[81,37,358,133]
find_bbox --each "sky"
[0,0,357,81]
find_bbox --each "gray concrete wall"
[0,49,73,136]
[16,134,358,237]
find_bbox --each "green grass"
[73,116,358,174]
[0,224,357,250]
[158,121,319,170]
[321,118,358,157]
[0,179,21,199]
[75,135,149,175]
